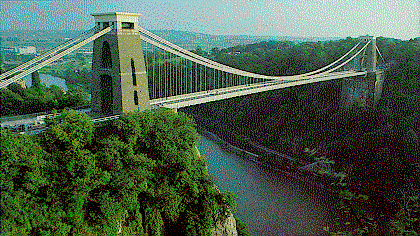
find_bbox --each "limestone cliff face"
[211,213,238,236]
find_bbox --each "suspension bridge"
[0,12,387,133]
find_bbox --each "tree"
[31,71,41,89]
[1,130,51,235]
[113,108,237,235]
[42,109,94,152]
[193,46,206,56]
[0,88,25,116]
[65,86,90,107]
[1,83,89,117]
[1,108,241,235]
[210,47,220,57]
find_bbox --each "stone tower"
[91,12,150,115]
[341,36,384,109]
[353,35,378,72]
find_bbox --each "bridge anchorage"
[0,12,390,124]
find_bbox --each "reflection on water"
[198,134,339,235]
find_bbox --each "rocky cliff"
[211,213,238,236]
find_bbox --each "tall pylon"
[91,12,150,115]
[354,35,377,72]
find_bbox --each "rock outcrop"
[211,213,237,236]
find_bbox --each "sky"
[0,0,419,40]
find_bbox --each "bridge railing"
[0,105,91,123]
[2,112,120,135]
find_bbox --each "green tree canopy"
[1,108,240,235]
[31,71,41,89]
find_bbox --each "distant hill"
[0,29,342,51]
[148,30,342,51]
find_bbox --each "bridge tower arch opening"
[91,12,150,115]
[100,74,113,114]
[101,41,112,69]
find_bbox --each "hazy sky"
[1,0,419,40]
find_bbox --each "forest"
[183,37,420,234]
[1,108,248,235]
[0,71,90,117]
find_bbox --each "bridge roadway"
[150,70,367,109]
[2,70,367,135]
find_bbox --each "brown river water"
[198,133,342,236]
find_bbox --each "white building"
[1,46,37,55]
[17,46,37,55]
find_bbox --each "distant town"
[1,46,37,55]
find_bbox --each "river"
[198,133,341,235]
[23,73,68,90]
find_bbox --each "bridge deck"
[1,70,373,136]
[150,71,367,109]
